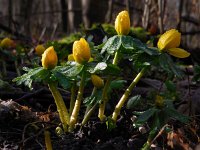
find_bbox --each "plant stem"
[44,130,53,150]
[82,102,98,126]
[69,80,76,116]
[69,70,86,131]
[14,60,21,76]
[84,87,97,115]
[48,82,70,132]
[112,67,147,122]
[98,51,119,121]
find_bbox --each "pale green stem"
[69,70,86,131]
[98,51,119,121]
[48,82,70,132]
[44,130,53,150]
[81,87,97,125]
[82,102,98,126]
[84,87,97,115]
[69,80,77,116]
[112,67,147,122]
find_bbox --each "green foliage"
[52,62,84,78]
[83,90,102,106]
[12,67,50,90]
[193,65,200,82]
[126,95,142,109]
[159,53,184,78]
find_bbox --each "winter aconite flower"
[91,75,104,89]
[157,29,190,58]
[35,44,45,56]
[73,38,91,64]
[0,37,15,48]
[155,95,164,108]
[115,10,130,35]
[41,46,58,69]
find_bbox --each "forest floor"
[0,70,200,150]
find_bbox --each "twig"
[158,0,164,33]
[50,23,58,40]
[177,0,183,30]
[14,88,45,102]
[105,0,113,23]
[149,124,169,146]
[38,27,46,43]
[142,0,151,29]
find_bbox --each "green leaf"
[53,62,84,77]
[83,90,102,106]
[135,108,157,126]
[165,107,190,123]
[159,53,184,78]
[121,36,159,55]
[88,62,107,74]
[12,67,49,90]
[106,116,117,131]
[193,65,200,82]
[110,80,126,90]
[52,72,71,89]
[126,95,141,109]
[101,35,121,54]
[165,80,176,92]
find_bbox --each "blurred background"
[0,0,199,50]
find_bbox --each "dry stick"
[48,82,70,132]
[98,51,119,121]
[148,124,169,147]
[14,60,21,76]
[105,0,113,23]
[158,0,164,33]
[2,60,7,76]
[50,23,58,40]
[142,0,151,30]
[177,0,183,30]
[69,71,86,131]
[112,67,147,122]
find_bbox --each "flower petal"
[168,48,190,58]
[157,29,181,50]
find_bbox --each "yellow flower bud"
[73,38,91,64]
[115,10,130,35]
[91,75,104,89]
[0,37,15,48]
[68,54,75,61]
[157,29,181,50]
[155,95,164,108]
[35,44,45,56]
[41,46,58,69]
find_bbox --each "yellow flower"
[155,95,164,108]
[157,29,190,58]
[73,38,91,64]
[0,37,15,48]
[91,75,104,89]
[35,44,45,56]
[68,54,75,61]
[41,46,58,69]
[115,10,130,35]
